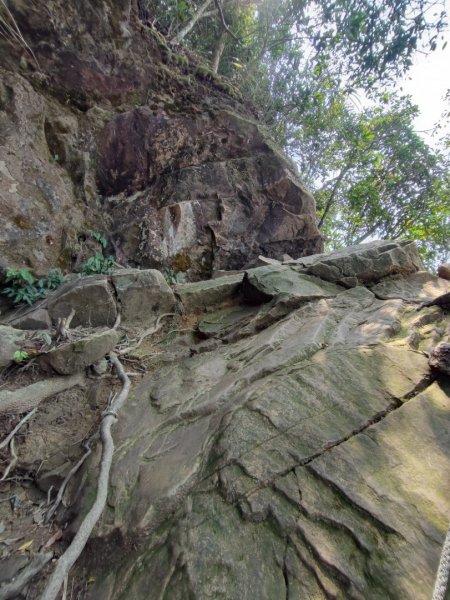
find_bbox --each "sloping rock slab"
[287,240,423,285]
[242,265,343,304]
[42,330,119,375]
[371,271,450,303]
[0,325,26,369]
[300,380,450,598]
[198,305,259,339]
[111,269,176,325]
[47,276,117,328]
[175,274,243,312]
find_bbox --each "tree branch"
[173,0,214,42]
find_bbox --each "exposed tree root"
[0,552,52,600]
[0,437,17,481]
[45,432,99,524]
[55,308,76,342]
[116,312,175,356]
[0,373,85,415]
[41,352,131,600]
[0,407,37,450]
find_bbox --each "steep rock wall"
[0,0,323,280]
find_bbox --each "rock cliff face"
[0,0,322,280]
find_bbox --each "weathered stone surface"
[287,240,423,284]
[0,1,323,278]
[438,263,450,280]
[105,114,323,278]
[9,308,52,330]
[242,264,343,303]
[175,273,243,311]
[429,342,450,375]
[0,325,26,369]
[47,276,117,328]
[43,330,119,375]
[372,271,450,302]
[111,269,176,325]
[78,258,450,600]
[198,305,259,339]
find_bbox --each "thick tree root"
[0,373,85,415]
[40,352,131,600]
[0,552,52,600]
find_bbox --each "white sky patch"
[399,0,450,139]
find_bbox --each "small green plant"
[13,350,29,363]
[2,267,64,305]
[81,252,115,275]
[86,229,107,248]
[162,268,177,285]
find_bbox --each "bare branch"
[213,0,240,43]
[173,0,214,42]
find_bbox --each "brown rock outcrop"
[0,0,322,280]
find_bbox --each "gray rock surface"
[42,329,119,375]
[47,276,118,328]
[175,273,243,311]
[0,325,26,369]
[110,269,176,325]
[429,342,450,375]
[71,241,450,600]
[9,308,52,330]
[287,240,423,284]
[371,271,450,302]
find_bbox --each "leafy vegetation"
[86,229,107,249]
[2,267,65,305]
[80,252,115,276]
[13,350,29,363]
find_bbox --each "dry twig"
[56,308,76,342]
[0,437,18,481]
[0,408,37,450]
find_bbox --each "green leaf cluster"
[13,350,29,363]
[80,253,115,275]
[2,268,65,305]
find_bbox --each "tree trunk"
[211,31,227,73]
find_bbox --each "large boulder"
[0,1,323,278]
[371,271,450,303]
[42,329,119,375]
[287,239,423,285]
[47,276,118,328]
[110,269,176,325]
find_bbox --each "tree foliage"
[139,0,449,265]
[305,94,450,265]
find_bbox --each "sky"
[399,0,450,141]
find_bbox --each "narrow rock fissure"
[303,465,400,536]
